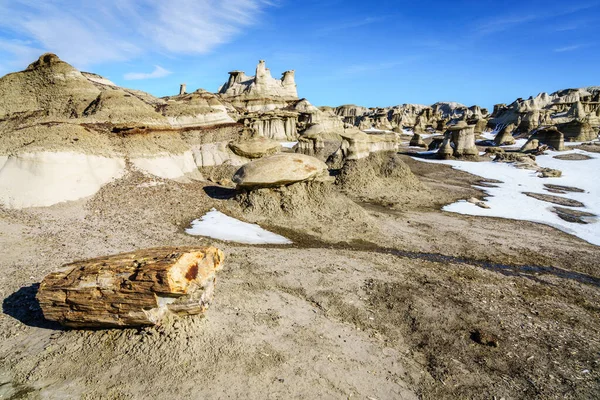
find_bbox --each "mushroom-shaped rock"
[446,122,478,157]
[233,154,330,189]
[229,137,282,159]
[494,124,516,146]
[409,133,427,148]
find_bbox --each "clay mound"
[0,53,168,127]
[0,53,101,120]
[234,181,378,243]
[335,152,428,205]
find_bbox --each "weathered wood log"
[37,246,224,328]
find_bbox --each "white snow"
[420,133,442,139]
[363,127,395,134]
[280,141,298,149]
[413,149,600,246]
[480,129,527,148]
[186,208,292,245]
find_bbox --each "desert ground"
[1,153,599,400]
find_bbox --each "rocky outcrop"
[524,127,565,151]
[556,120,598,142]
[489,88,600,136]
[232,154,331,189]
[338,130,398,160]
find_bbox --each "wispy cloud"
[553,44,589,52]
[474,3,600,35]
[0,0,274,70]
[316,16,388,35]
[124,66,172,80]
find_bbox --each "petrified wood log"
[37,246,224,328]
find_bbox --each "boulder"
[229,137,281,159]
[37,247,225,328]
[232,153,330,189]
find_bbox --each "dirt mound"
[233,181,378,243]
[335,152,429,207]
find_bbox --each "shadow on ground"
[203,186,237,200]
[2,283,62,330]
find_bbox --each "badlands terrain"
[0,54,599,399]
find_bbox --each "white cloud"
[0,0,274,69]
[124,66,172,80]
[553,44,587,53]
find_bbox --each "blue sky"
[0,0,598,110]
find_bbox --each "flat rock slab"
[544,184,585,194]
[553,153,593,161]
[229,137,281,159]
[233,153,329,189]
[552,207,597,224]
[523,192,585,208]
[37,246,224,328]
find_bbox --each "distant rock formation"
[218,60,297,100]
[333,101,490,136]
[490,88,600,140]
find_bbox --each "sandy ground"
[1,155,599,399]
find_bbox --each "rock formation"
[410,133,427,148]
[523,127,565,151]
[218,60,297,100]
[489,88,600,138]
[493,124,516,146]
[438,121,479,159]
[37,247,224,328]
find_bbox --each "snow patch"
[186,208,292,244]
[280,141,298,149]
[413,149,600,246]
